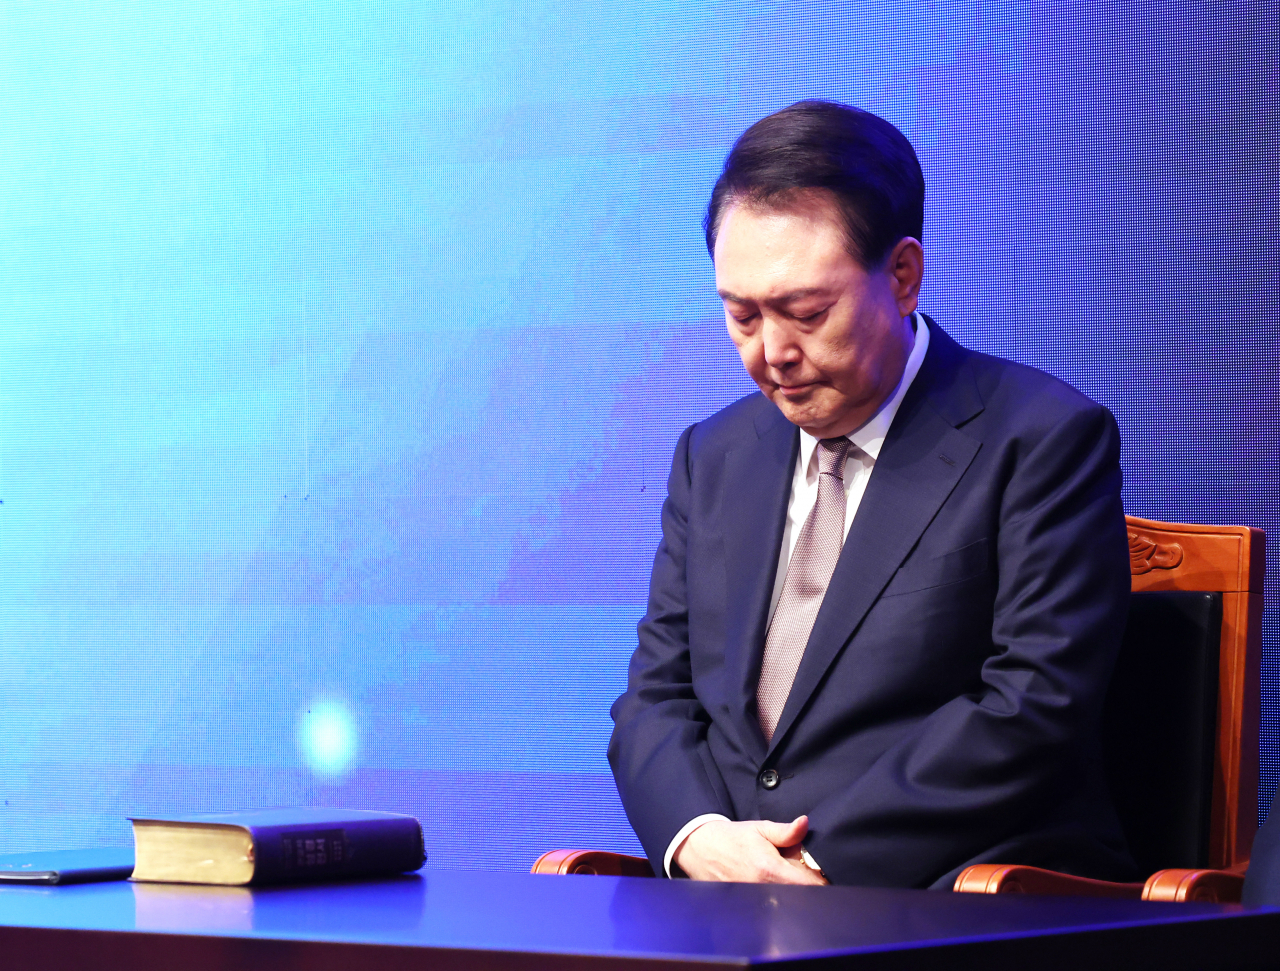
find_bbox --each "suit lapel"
[766,324,984,752]
[722,405,797,754]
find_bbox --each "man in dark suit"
[608,101,1137,888]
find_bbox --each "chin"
[777,405,828,432]
[769,397,805,421]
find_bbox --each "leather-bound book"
[128,808,425,886]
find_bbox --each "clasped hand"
[672,815,828,885]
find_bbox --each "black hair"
[704,100,924,269]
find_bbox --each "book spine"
[248,818,425,884]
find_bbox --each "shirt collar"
[798,311,931,469]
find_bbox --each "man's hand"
[672,815,827,884]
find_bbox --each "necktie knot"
[818,437,852,479]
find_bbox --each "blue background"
[0,1,1276,869]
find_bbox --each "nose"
[761,317,801,371]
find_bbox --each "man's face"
[714,192,920,439]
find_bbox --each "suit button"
[759,769,780,790]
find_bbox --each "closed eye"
[794,307,830,323]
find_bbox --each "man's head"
[707,101,925,439]
[705,100,924,269]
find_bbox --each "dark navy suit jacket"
[1242,788,1280,905]
[609,319,1138,889]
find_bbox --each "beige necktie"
[756,436,853,743]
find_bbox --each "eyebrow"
[717,287,831,303]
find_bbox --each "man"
[608,101,1137,889]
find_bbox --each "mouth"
[776,382,816,399]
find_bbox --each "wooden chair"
[532,849,654,877]
[533,516,1265,901]
[956,515,1264,902]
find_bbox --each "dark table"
[1,869,1277,969]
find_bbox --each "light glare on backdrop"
[298,699,358,779]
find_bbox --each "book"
[0,847,135,885]
[128,808,425,886]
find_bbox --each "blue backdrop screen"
[0,1,1276,868]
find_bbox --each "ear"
[884,237,923,316]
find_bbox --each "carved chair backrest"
[1124,515,1265,868]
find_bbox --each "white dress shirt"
[664,312,931,878]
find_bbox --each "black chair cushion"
[1103,590,1221,872]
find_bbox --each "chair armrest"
[531,849,656,877]
[1143,864,1247,903]
[954,864,1145,898]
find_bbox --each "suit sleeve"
[608,423,735,872]
[803,402,1132,887]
